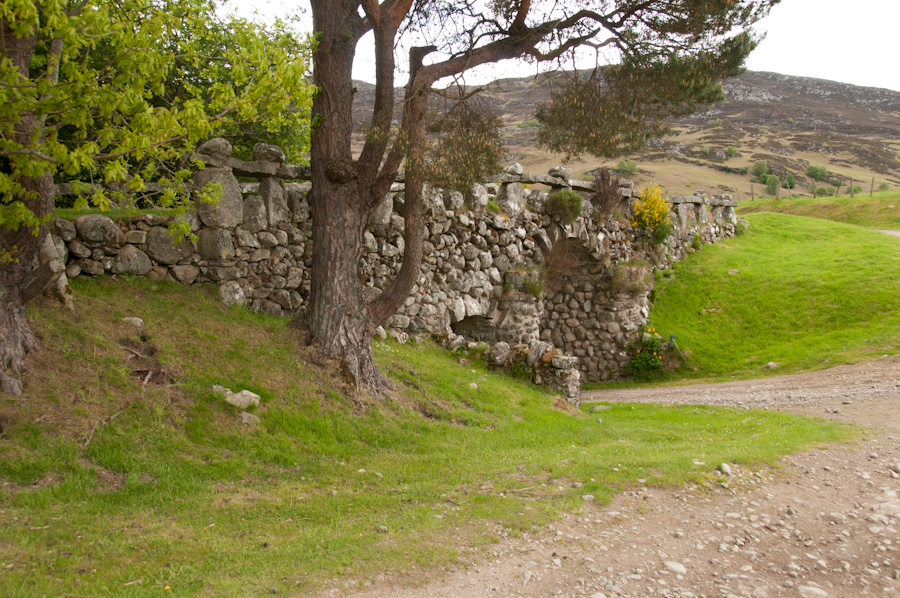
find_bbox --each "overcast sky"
[225,0,900,93]
[744,0,900,91]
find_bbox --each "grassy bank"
[646,212,900,380]
[0,278,848,596]
[737,191,900,229]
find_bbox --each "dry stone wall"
[52,139,739,395]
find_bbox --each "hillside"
[352,71,900,197]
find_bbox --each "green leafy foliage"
[0,0,314,238]
[783,173,795,189]
[726,146,736,157]
[616,159,638,175]
[751,160,768,179]
[624,328,665,379]
[807,165,829,181]
[546,190,583,224]
[765,176,780,196]
[523,278,544,299]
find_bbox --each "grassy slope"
[737,191,900,229]
[648,212,900,380]
[0,278,847,597]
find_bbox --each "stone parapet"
[52,141,738,392]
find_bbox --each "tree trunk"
[0,264,42,397]
[0,21,55,396]
[307,2,391,395]
[307,2,432,397]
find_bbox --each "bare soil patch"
[319,357,900,598]
[120,336,175,386]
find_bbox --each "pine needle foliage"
[424,97,503,193]
[536,33,758,159]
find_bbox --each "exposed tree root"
[0,301,38,397]
[341,342,392,399]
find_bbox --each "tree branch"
[510,0,531,33]
[0,149,59,163]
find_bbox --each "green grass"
[645,212,900,381]
[738,190,900,229]
[0,277,849,597]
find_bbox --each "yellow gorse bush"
[631,184,667,230]
[631,184,673,243]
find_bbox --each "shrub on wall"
[610,262,651,296]
[590,169,620,219]
[632,184,672,243]
[542,239,579,295]
[691,233,702,250]
[546,190,583,224]
[523,278,544,299]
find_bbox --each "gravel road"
[318,356,900,598]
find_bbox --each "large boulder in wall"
[74,214,124,247]
[497,182,525,217]
[259,177,291,227]
[242,195,267,233]
[194,167,243,228]
[145,226,194,265]
[197,228,236,261]
[112,244,152,275]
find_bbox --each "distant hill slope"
[352,71,900,198]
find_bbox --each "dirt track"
[319,357,900,598]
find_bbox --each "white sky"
[744,0,900,92]
[223,0,900,93]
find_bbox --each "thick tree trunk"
[0,21,54,395]
[307,2,390,395]
[0,270,41,396]
[307,3,435,396]
[0,158,54,396]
